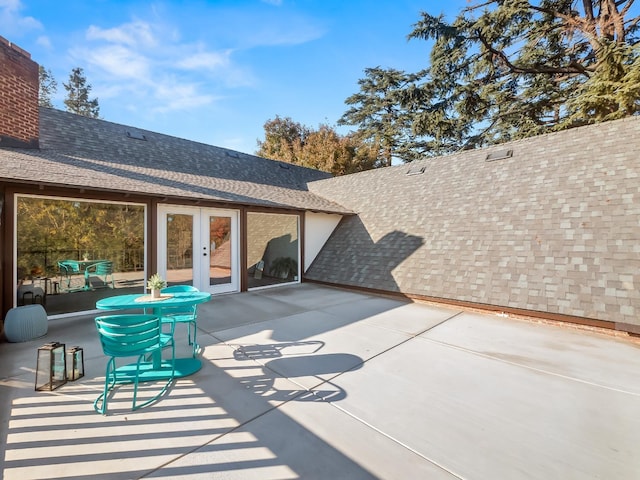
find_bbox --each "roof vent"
[485,149,513,162]
[225,151,240,158]
[279,163,290,170]
[126,130,147,141]
[406,165,426,176]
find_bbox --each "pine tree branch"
[476,30,592,77]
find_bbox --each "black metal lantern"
[66,346,84,381]
[35,342,67,391]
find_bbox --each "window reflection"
[247,212,299,289]
[210,216,231,285]
[16,195,145,315]
[165,213,193,285]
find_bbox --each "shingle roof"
[306,116,640,328]
[0,108,351,214]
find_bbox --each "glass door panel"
[209,216,232,285]
[201,209,239,294]
[165,213,194,285]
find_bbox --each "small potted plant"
[269,257,298,280]
[147,273,166,298]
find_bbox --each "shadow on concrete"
[0,285,409,479]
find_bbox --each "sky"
[1,0,468,156]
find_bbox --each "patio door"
[158,205,239,294]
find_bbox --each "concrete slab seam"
[329,400,466,480]
[418,336,640,396]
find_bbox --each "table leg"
[149,306,202,375]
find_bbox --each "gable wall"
[306,116,640,332]
[304,212,342,271]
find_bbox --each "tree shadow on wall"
[305,215,424,294]
[248,233,299,288]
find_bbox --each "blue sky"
[1,0,467,155]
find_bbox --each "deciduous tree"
[256,116,379,175]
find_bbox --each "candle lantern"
[66,346,85,381]
[35,342,67,391]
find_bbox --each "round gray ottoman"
[4,304,48,342]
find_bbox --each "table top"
[96,291,212,310]
[62,259,108,270]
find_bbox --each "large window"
[247,212,299,289]
[16,195,146,315]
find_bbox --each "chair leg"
[132,359,142,411]
[94,357,116,415]
[191,321,198,357]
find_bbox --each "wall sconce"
[66,346,84,381]
[35,342,67,391]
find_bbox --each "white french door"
[157,205,239,294]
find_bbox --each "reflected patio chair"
[160,285,200,357]
[85,261,115,289]
[94,314,175,415]
[57,260,83,292]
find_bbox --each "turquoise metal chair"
[57,260,83,292]
[94,314,175,415]
[160,285,200,357]
[85,261,115,289]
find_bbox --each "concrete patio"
[1,283,639,479]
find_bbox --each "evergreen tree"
[339,67,426,165]
[343,1,640,157]
[38,66,57,108]
[63,67,100,118]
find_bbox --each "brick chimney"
[0,36,39,148]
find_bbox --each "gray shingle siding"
[307,116,640,328]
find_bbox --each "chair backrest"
[160,285,199,316]
[95,261,113,275]
[95,314,161,357]
[161,285,199,293]
[58,261,79,274]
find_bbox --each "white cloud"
[86,21,157,48]
[36,35,51,49]
[152,81,218,113]
[0,0,42,36]
[0,0,20,9]
[177,50,231,71]
[65,4,322,117]
[243,23,323,48]
[73,16,256,115]
[82,44,151,80]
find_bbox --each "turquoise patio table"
[96,291,212,379]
